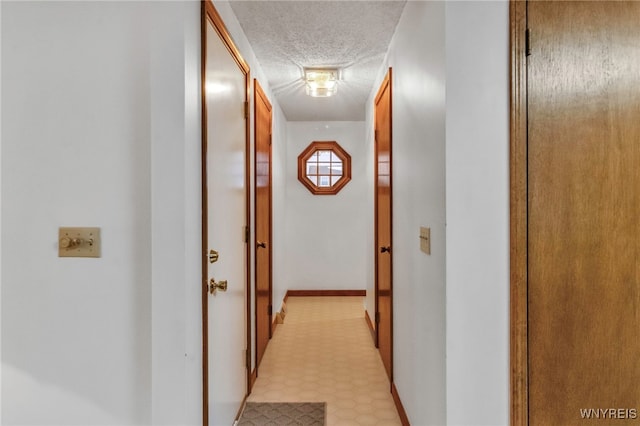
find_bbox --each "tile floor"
[247,296,402,426]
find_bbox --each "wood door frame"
[201,2,252,425]
[374,68,393,377]
[253,78,272,381]
[509,1,528,425]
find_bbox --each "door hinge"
[525,28,531,57]
[244,226,249,243]
[268,304,273,316]
[244,101,249,119]
[375,312,380,324]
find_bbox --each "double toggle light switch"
[58,227,101,258]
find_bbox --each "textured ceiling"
[228,0,407,121]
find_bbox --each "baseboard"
[391,382,410,426]
[271,315,278,333]
[280,290,366,328]
[234,393,249,425]
[249,368,257,391]
[364,310,376,345]
[285,289,366,297]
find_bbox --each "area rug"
[237,402,326,426]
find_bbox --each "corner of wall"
[364,97,376,322]
[271,104,289,316]
[150,2,202,425]
[445,2,510,425]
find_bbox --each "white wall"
[2,2,153,424]
[275,121,369,306]
[445,2,510,425]
[367,1,447,424]
[271,109,288,314]
[149,2,202,425]
[1,1,203,425]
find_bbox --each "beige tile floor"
[247,296,402,426]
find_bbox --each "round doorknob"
[380,246,391,253]
[209,278,228,295]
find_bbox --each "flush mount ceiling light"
[304,68,339,98]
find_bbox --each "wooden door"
[201,2,251,425]
[254,80,272,373]
[374,69,393,382]
[513,2,640,424]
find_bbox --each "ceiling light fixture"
[304,68,339,98]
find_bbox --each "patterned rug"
[237,402,326,426]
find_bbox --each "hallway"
[246,297,402,425]
[1,2,509,425]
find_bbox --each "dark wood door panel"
[254,80,272,372]
[375,69,393,382]
[527,2,640,424]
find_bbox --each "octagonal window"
[298,141,351,195]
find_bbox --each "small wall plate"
[58,227,101,258]
[420,226,431,255]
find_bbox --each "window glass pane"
[319,176,330,187]
[306,161,318,176]
[331,176,341,186]
[318,163,331,176]
[308,176,318,186]
[308,151,319,161]
[332,163,343,176]
[331,151,340,162]
[317,150,332,162]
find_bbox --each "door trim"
[509,1,528,425]
[253,79,272,379]
[374,68,393,379]
[201,2,252,425]
[391,383,410,426]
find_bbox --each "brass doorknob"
[209,278,228,295]
[209,249,219,264]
